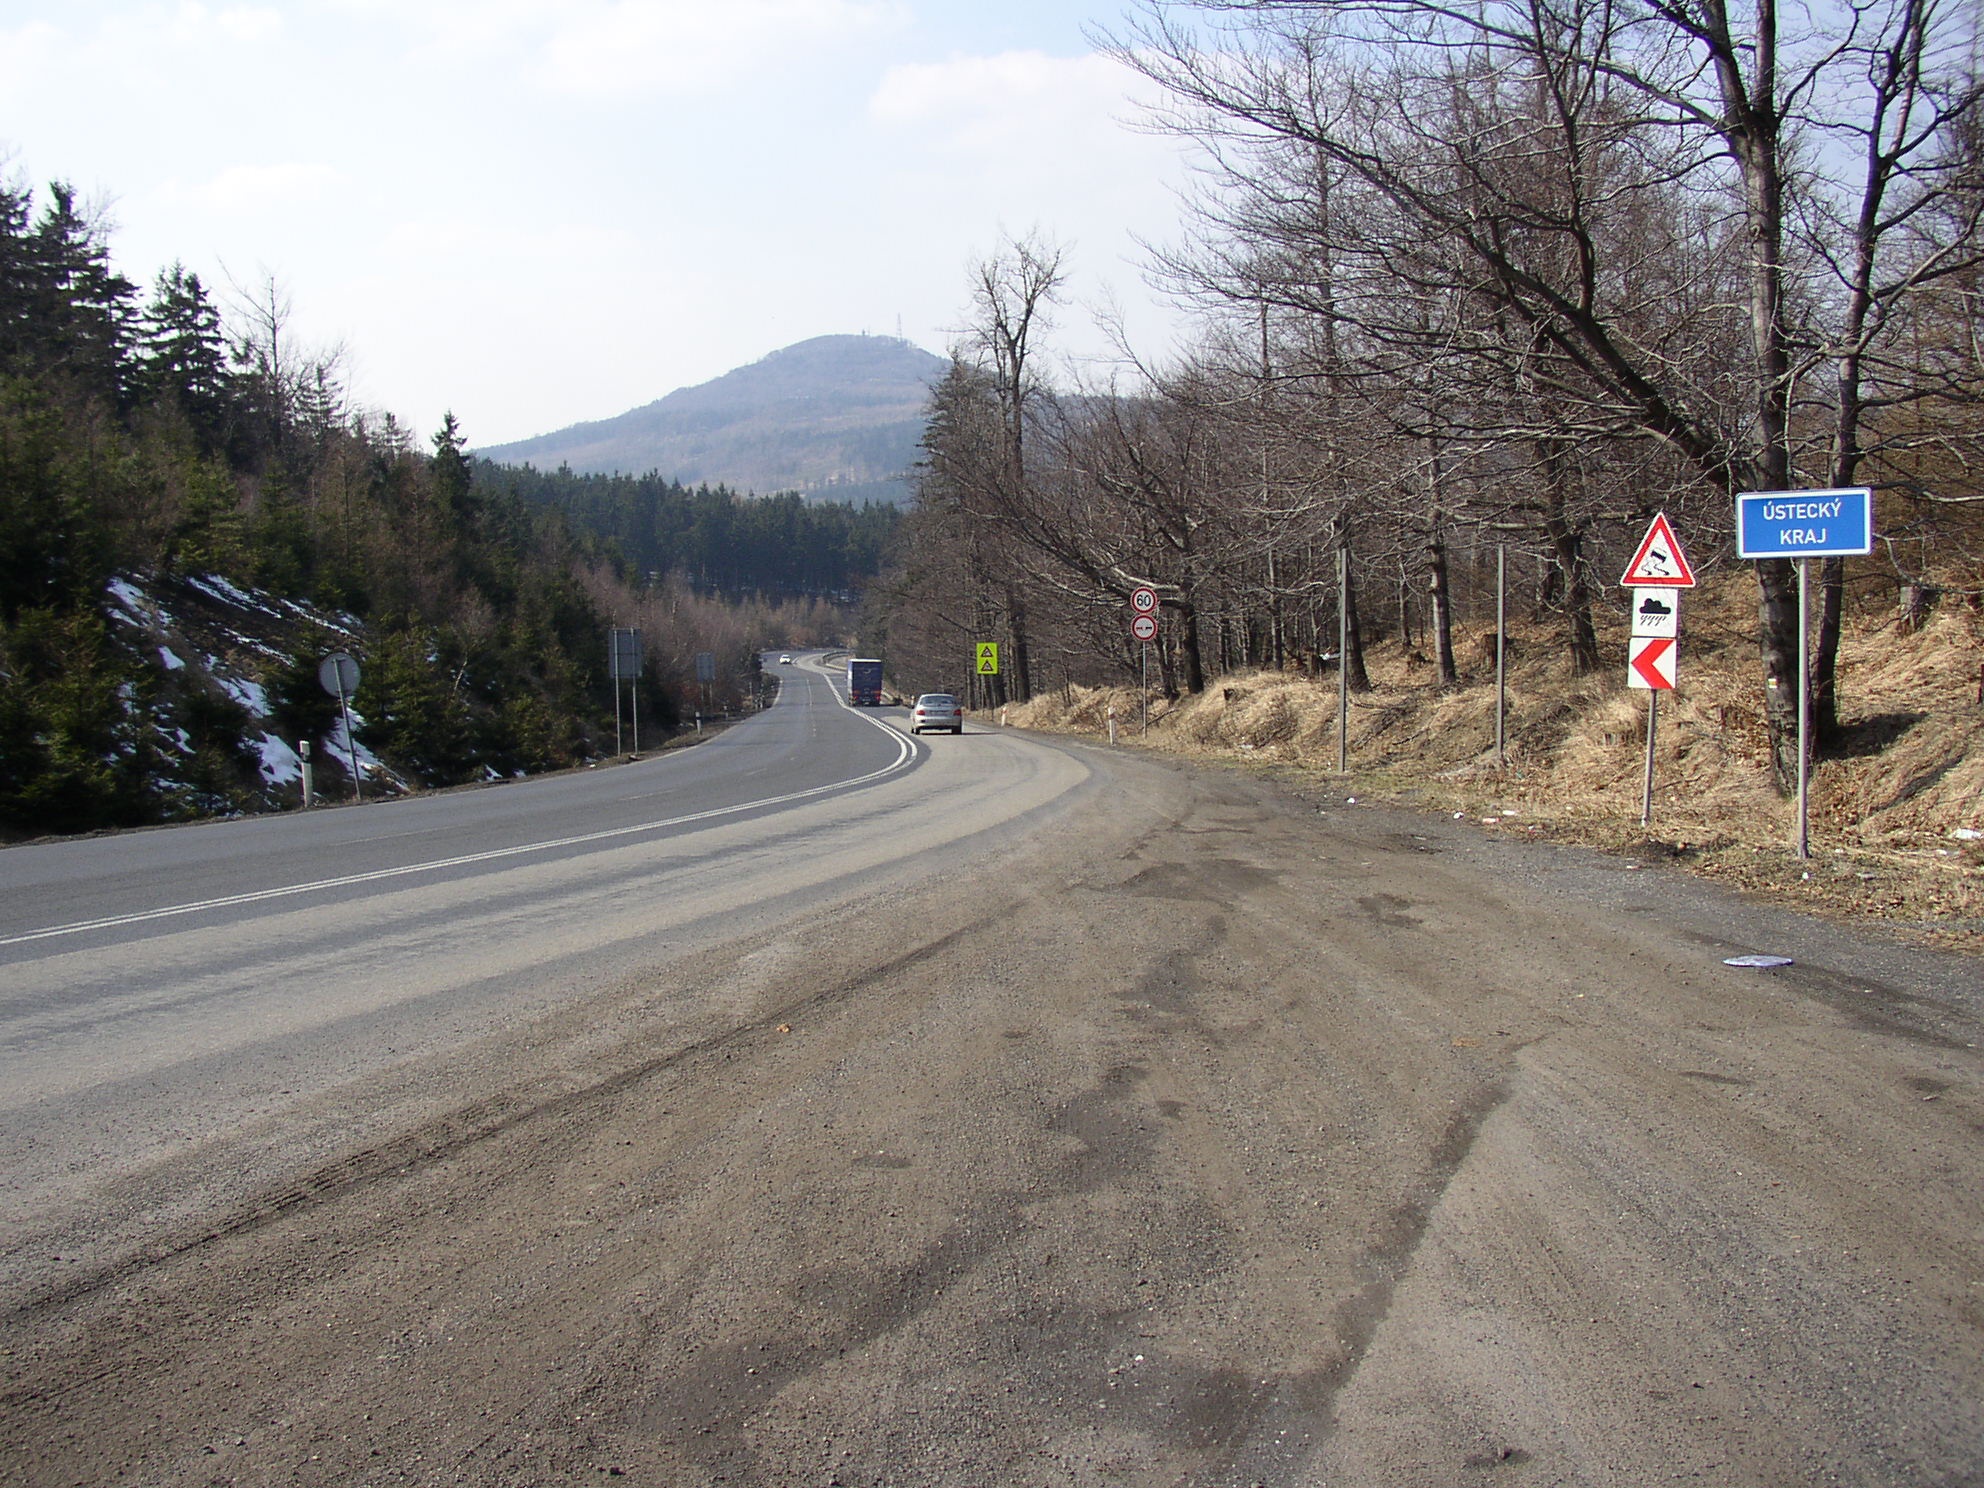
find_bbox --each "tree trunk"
[1897,583,1936,633]
[1427,532,1457,685]
[1735,41,1800,794]
[1811,554,1844,745]
[1178,600,1206,694]
[1344,556,1371,693]
[1545,512,1602,675]
[1266,546,1285,670]
[1006,586,1033,703]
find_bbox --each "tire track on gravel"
[4,902,1017,1327]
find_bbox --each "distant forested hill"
[474,335,947,505]
[475,463,899,601]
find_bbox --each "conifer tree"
[27,183,137,404]
[139,263,233,449]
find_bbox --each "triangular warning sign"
[1620,513,1696,587]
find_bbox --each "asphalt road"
[0,656,1084,1314]
[2,654,1979,1487]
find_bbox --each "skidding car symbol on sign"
[1619,513,1697,587]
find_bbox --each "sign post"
[1736,488,1874,858]
[317,651,364,803]
[611,629,645,755]
[691,649,715,738]
[1337,551,1349,774]
[1620,515,1696,826]
[1130,588,1158,736]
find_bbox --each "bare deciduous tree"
[1108,0,1983,789]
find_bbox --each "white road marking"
[2,729,916,949]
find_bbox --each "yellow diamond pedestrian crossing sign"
[976,642,999,675]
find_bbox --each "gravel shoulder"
[3,742,1978,1488]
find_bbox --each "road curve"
[0,654,1090,1310]
[1,660,1979,1488]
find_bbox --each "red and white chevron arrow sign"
[1628,635,1677,690]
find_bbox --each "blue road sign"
[1736,488,1873,559]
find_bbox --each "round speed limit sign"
[1130,586,1159,615]
[1131,614,1158,642]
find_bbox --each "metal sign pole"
[1337,549,1349,774]
[1142,643,1149,736]
[1641,690,1659,827]
[1733,488,1872,860]
[1797,557,1811,860]
[632,676,640,755]
[337,686,361,803]
[1495,544,1507,768]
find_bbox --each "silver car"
[910,693,963,735]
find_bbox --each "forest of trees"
[476,463,898,603]
[0,172,875,837]
[875,0,1984,792]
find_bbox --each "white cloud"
[0,19,68,100]
[178,161,348,212]
[381,215,637,271]
[540,0,903,95]
[207,5,284,44]
[865,51,1195,372]
[869,49,1159,152]
[1,4,282,107]
[326,0,903,93]
[161,3,283,45]
[867,50,1184,233]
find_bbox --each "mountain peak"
[475,334,949,503]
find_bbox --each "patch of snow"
[254,733,301,785]
[107,576,168,628]
[185,572,270,612]
[215,626,289,659]
[218,674,270,715]
[159,646,186,671]
[324,711,398,784]
[275,594,356,636]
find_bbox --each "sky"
[1,0,1204,447]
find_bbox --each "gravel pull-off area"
[3,746,1978,1487]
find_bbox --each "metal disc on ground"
[1724,954,1794,968]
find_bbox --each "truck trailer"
[847,657,884,706]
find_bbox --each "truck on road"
[847,657,884,706]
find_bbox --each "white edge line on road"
[2,724,917,949]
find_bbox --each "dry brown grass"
[1004,578,1984,953]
